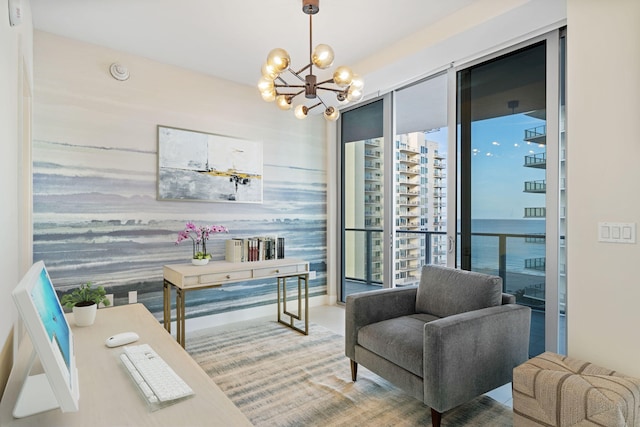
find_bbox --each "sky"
[424,112,547,220]
[470,113,547,219]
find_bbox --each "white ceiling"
[29,0,477,88]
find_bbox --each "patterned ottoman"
[513,352,640,426]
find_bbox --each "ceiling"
[29,0,478,88]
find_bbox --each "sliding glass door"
[456,33,565,356]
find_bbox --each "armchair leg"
[430,408,442,427]
[350,359,358,381]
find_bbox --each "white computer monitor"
[11,260,79,418]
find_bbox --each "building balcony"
[397,213,420,219]
[398,155,420,164]
[524,152,546,169]
[525,257,546,271]
[524,180,546,193]
[365,139,382,147]
[524,207,546,218]
[397,166,420,175]
[525,234,546,244]
[524,125,547,145]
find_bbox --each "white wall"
[0,0,33,386]
[566,0,640,376]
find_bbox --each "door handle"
[448,236,454,253]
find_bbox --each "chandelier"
[257,0,364,121]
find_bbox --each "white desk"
[0,304,252,427]
[163,259,310,347]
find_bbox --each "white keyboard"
[120,343,194,406]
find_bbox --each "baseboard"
[0,328,14,400]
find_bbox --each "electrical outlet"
[102,294,114,308]
[128,291,137,304]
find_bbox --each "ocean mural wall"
[32,32,328,324]
[33,139,327,322]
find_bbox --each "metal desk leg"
[163,280,171,334]
[277,275,282,325]
[303,273,309,334]
[176,288,186,348]
[277,273,309,335]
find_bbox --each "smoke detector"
[109,63,130,81]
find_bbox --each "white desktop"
[0,262,252,426]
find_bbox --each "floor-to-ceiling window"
[338,32,566,354]
[340,98,391,300]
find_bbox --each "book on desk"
[226,236,285,262]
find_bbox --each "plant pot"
[72,303,97,327]
[192,258,210,266]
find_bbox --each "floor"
[310,304,514,408]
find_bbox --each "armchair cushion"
[415,265,502,317]
[358,313,439,377]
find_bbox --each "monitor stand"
[13,350,60,418]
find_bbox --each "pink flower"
[174,222,229,258]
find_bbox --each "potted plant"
[60,282,110,326]
[175,221,229,265]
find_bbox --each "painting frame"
[157,125,263,203]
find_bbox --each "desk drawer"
[253,264,307,278]
[199,270,253,285]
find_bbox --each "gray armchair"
[345,265,531,427]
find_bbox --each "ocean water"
[468,218,546,276]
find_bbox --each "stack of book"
[225,236,285,262]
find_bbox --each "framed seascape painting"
[157,125,263,203]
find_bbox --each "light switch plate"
[598,222,636,244]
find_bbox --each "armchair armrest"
[423,304,531,413]
[345,287,418,360]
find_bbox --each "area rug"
[186,319,513,427]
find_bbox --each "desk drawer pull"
[226,274,231,279]
[275,269,280,273]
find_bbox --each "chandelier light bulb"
[257,77,275,93]
[276,95,292,110]
[261,63,279,80]
[346,86,363,102]
[261,89,276,102]
[266,48,290,73]
[294,105,309,119]
[350,74,364,91]
[333,66,354,87]
[312,44,335,69]
[324,107,340,121]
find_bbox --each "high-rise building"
[395,133,447,287]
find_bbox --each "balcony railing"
[525,257,546,271]
[524,180,546,193]
[524,152,546,168]
[524,125,547,144]
[524,207,546,218]
[344,228,562,313]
